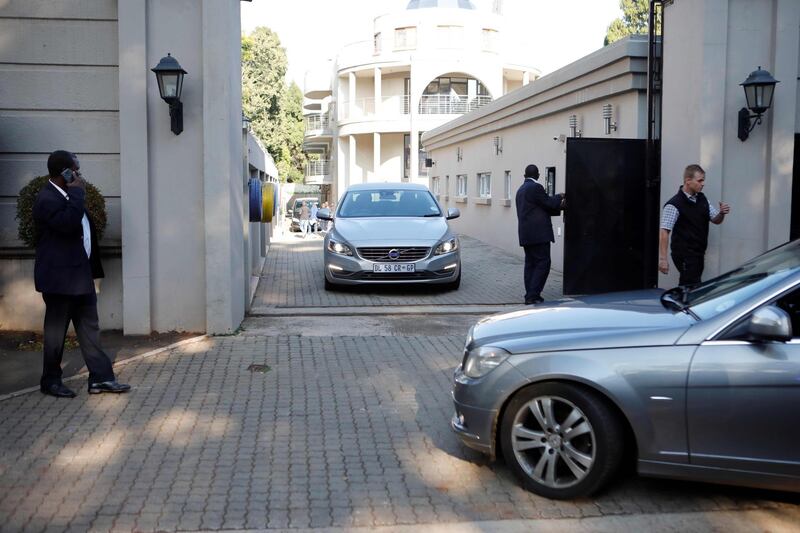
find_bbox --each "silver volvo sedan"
[452,240,800,499]
[319,183,461,290]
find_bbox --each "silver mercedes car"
[318,183,461,290]
[452,239,800,499]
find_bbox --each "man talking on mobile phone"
[33,150,130,397]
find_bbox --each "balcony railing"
[305,159,330,177]
[338,95,493,119]
[339,96,410,120]
[304,113,330,134]
[418,95,493,115]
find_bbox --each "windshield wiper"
[660,288,700,320]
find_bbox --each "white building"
[422,37,651,275]
[0,0,276,334]
[424,0,800,290]
[302,0,540,202]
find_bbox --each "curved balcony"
[304,113,332,138]
[305,159,332,185]
[418,94,492,114]
[339,96,410,121]
[304,64,333,99]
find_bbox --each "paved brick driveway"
[1,334,798,532]
[2,234,799,532]
[252,233,563,309]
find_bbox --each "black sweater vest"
[666,188,710,257]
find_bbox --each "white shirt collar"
[49,179,68,198]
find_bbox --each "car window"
[337,189,441,218]
[687,240,800,320]
[776,286,800,336]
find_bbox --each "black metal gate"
[563,137,658,295]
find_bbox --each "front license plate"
[373,263,415,273]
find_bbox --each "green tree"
[242,27,307,183]
[604,0,660,46]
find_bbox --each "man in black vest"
[515,164,565,304]
[658,164,731,285]
[34,150,130,398]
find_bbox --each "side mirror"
[746,305,792,342]
[446,208,460,220]
[317,208,333,221]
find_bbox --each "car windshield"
[337,189,441,218]
[685,240,800,319]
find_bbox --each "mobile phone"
[61,168,75,183]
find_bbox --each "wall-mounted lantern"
[602,104,617,135]
[738,66,779,142]
[151,53,187,135]
[493,136,503,155]
[242,112,252,132]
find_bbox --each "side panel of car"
[687,340,800,477]
[505,347,696,464]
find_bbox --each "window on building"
[446,175,450,195]
[395,27,417,49]
[456,175,467,197]
[432,177,440,195]
[478,172,491,198]
[374,32,381,54]
[482,28,498,51]
[437,25,463,47]
[504,170,512,200]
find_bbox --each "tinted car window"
[687,240,800,319]
[337,189,441,218]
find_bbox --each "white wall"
[660,0,800,286]
[423,38,649,270]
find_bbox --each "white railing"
[305,159,330,177]
[339,96,410,120]
[418,94,493,115]
[304,113,330,133]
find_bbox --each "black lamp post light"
[151,53,187,135]
[738,66,779,142]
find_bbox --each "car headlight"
[435,237,459,255]
[327,239,353,256]
[463,345,510,378]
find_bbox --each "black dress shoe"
[40,383,76,398]
[525,297,545,305]
[88,381,131,394]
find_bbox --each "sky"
[241,0,623,89]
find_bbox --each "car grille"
[357,247,430,262]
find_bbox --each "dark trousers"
[672,254,704,286]
[41,292,115,388]
[523,243,551,303]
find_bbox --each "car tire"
[444,271,461,291]
[500,382,624,500]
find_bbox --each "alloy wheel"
[510,395,596,489]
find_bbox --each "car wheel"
[500,382,623,499]
[444,271,461,291]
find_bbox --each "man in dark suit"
[515,164,565,305]
[34,150,130,397]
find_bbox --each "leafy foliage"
[242,27,307,183]
[604,0,661,46]
[16,176,107,248]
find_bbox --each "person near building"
[515,164,565,305]
[33,150,131,398]
[310,202,319,233]
[299,202,311,237]
[659,164,731,285]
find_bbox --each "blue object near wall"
[249,178,262,222]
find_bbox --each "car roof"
[344,182,430,192]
